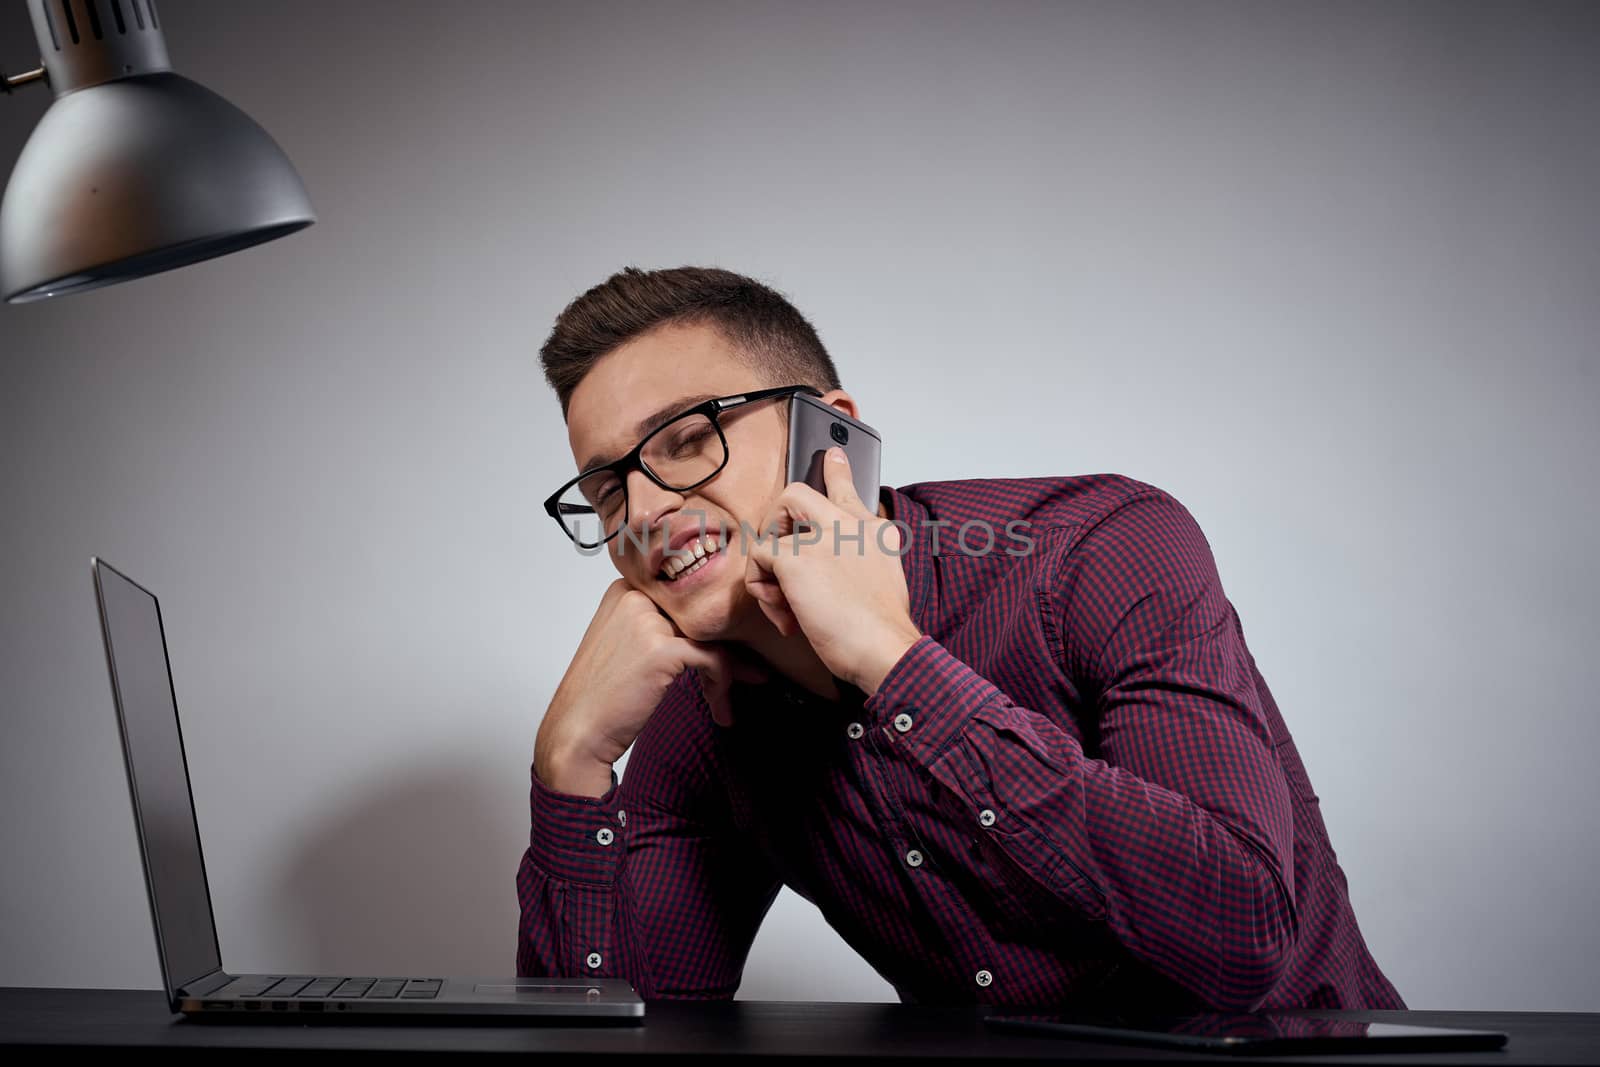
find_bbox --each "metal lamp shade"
[1,0,315,304]
[1,70,315,303]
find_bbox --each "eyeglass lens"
[556,411,725,546]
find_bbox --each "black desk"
[2,988,1595,1064]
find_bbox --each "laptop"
[90,556,644,1021]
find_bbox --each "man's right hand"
[534,578,769,798]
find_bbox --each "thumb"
[823,445,865,515]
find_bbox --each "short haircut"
[539,265,842,422]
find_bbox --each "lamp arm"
[2,63,48,94]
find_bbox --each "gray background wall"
[2,0,1596,1010]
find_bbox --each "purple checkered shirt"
[517,474,1406,1011]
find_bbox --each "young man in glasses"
[519,265,1406,1013]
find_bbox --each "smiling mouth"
[659,533,726,584]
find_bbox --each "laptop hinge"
[182,970,235,998]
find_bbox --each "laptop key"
[331,978,377,998]
[296,978,341,998]
[366,979,405,999]
[400,979,443,999]
[227,977,281,998]
[263,977,313,997]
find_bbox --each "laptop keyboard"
[227,976,443,1000]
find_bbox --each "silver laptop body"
[91,557,644,1021]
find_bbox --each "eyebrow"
[579,392,721,473]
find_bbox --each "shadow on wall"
[274,758,520,977]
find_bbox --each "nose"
[623,467,685,544]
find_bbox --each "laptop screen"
[94,560,223,996]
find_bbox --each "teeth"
[661,535,722,580]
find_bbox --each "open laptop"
[90,556,644,1021]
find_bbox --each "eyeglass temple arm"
[551,384,821,508]
[714,384,822,412]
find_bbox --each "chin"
[668,610,735,644]
[658,576,749,642]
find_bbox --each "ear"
[813,389,862,422]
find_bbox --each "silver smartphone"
[786,392,882,508]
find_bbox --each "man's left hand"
[743,446,923,696]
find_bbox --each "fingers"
[677,641,734,727]
[754,596,799,638]
[762,478,835,537]
[742,538,799,637]
[821,445,867,515]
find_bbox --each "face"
[564,320,868,642]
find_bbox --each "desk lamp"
[0,0,313,303]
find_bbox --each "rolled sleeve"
[527,766,627,886]
[863,635,1006,762]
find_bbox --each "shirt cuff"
[861,635,1006,763]
[527,765,626,886]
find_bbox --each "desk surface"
[2,988,1596,1064]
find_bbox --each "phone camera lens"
[830,423,849,445]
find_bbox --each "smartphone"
[785,392,882,508]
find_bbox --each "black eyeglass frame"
[544,384,825,548]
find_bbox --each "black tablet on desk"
[984,1010,1509,1055]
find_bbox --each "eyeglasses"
[545,384,824,549]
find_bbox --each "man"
[518,265,1405,1011]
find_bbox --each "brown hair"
[539,265,843,422]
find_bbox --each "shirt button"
[586,952,603,970]
[975,969,993,988]
[978,809,996,827]
[595,828,614,846]
[905,849,923,868]
[617,810,627,827]
[846,722,864,739]
[893,713,914,733]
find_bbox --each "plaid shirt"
[517,474,1406,1011]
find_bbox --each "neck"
[739,623,842,702]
